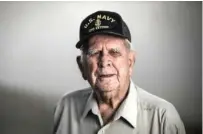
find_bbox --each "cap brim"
[75,31,128,49]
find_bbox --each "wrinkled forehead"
[88,34,126,49]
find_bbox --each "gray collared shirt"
[53,81,186,134]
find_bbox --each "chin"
[95,77,119,88]
[97,87,118,100]
[96,82,119,91]
[96,83,119,94]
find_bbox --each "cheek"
[86,59,98,80]
[115,58,130,77]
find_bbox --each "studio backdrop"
[0,1,201,134]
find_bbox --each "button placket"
[97,128,105,134]
[97,122,111,134]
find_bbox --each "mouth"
[99,74,115,79]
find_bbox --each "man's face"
[81,35,135,100]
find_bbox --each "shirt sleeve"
[53,98,65,134]
[162,104,186,134]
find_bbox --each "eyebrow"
[110,47,120,52]
[86,48,99,55]
[86,47,121,55]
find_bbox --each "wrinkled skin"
[78,35,136,106]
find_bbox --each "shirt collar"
[115,80,138,128]
[81,80,138,128]
[81,90,98,119]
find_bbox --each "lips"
[99,74,115,78]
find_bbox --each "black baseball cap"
[76,10,131,49]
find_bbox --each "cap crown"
[76,10,131,49]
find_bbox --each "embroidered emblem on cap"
[95,18,101,27]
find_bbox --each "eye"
[109,48,121,57]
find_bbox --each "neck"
[95,81,130,109]
[96,92,126,109]
[94,82,130,125]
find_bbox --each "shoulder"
[136,85,183,123]
[58,87,92,107]
[53,88,92,133]
[62,87,92,100]
[54,87,92,115]
[54,87,92,122]
[136,85,185,133]
[136,85,176,113]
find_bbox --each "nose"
[98,50,112,68]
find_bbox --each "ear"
[76,56,87,80]
[128,50,136,76]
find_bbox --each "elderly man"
[53,10,186,134]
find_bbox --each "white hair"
[124,39,134,50]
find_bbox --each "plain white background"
[0,2,201,134]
